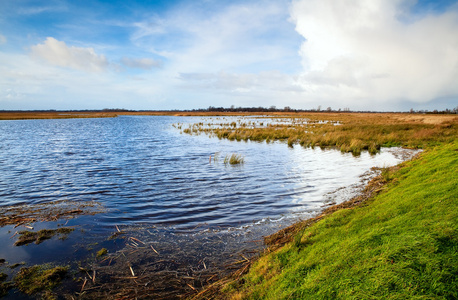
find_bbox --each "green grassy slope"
[223,142,458,299]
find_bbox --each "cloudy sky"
[1,0,457,111]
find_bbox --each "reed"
[181,113,458,155]
[223,154,245,165]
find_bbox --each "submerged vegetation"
[0,200,105,227]
[193,141,458,299]
[14,265,68,296]
[14,228,75,246]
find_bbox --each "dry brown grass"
[180,112,458,155]
[0,111,118,120]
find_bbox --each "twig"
[99,256,111,263]
[129,266,135,277]
[85,271,93,281]
[115,225,121,232]
[236,263,251,279]
[81,277,88,292]
[224,260,246,267]
[150,245,159,255]
[182,276,195,280]
[130,237,145,244]
[240,254,249,262]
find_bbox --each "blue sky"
[1,0,457,111]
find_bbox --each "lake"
[0,115,416,298]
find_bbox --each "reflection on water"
[0,116,409,232]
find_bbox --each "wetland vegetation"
[0,111,456,299]
[179,112,457,156]
[223,153,245,165]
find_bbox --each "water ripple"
[0,116,408,232]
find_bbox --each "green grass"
[219,141,458,299]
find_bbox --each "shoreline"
[189,150,425,299]
[194,142,457,299]
[0,148,420,299]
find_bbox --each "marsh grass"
[181,113,457,155]
[223,154,245,165]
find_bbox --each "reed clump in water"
[223,154,245,165]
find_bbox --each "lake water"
[0,116,416,297]
[0,116,407,231]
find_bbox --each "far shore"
[1,110,457,124]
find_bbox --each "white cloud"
[120,57,162,70]
[179,70,302,93]
[30,37,108,72]
[0,34,6,45]
[0,50,170,110]
[290,0,458,106]
[131,1,300,73]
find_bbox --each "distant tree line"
[1,106,457,114]
[192,105,458,114]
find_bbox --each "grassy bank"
[194,141,457,299]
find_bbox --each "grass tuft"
[224,154,245,165]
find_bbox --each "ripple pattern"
[0,116,404,231]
